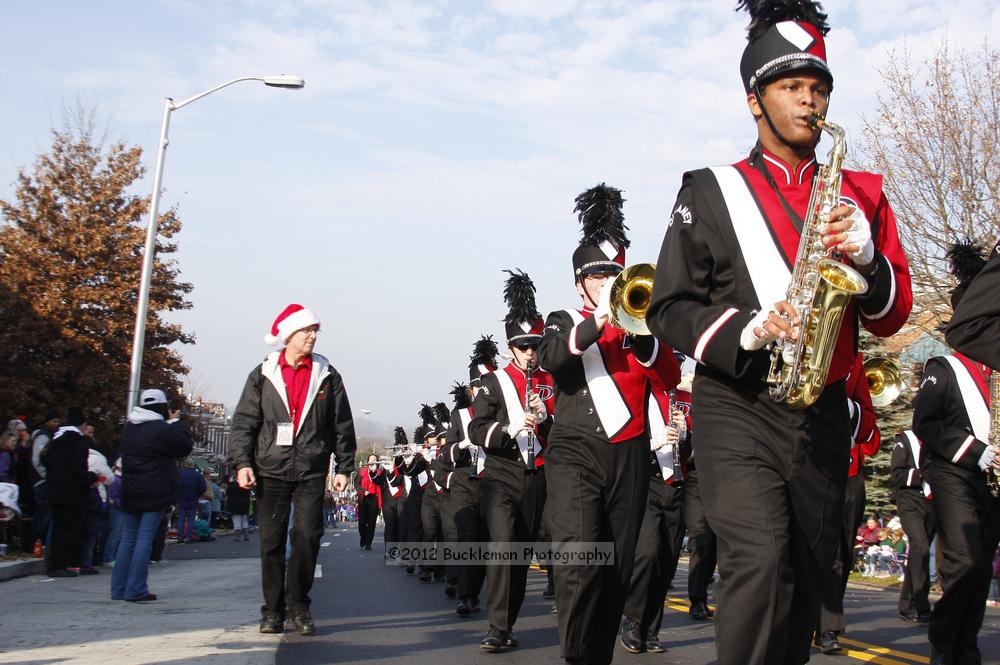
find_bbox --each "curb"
[0,558,46,582]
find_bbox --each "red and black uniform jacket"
[890,430,932,499]
[845,353,880,477]
[538,308,681,445]
[646,387,693,486]
[913,353,994,485]
[947,241,1000,369]
[468,362,555,476]
[374,463,405,501]
[230,351,357,481]
[647,147,912,395]
[359,466,383,510]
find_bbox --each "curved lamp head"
[263,75,305,89]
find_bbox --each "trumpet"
[609,263,656,335]
[864,357,903,408]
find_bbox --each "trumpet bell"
[864,356,903,408]
[609,263,656,336]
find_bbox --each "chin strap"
[578,278,600,310]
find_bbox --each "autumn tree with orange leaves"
[0,116,193,429]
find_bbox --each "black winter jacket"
[120,408,194,513]
[229,352,357,481]
[43,428,91,507]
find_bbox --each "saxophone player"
[914,241,1000,665]
[646,2,912,663]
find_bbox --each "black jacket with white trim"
[890,430,931,496]
[229,351,357,481]
[912,354,992,479]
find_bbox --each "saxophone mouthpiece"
[807,112,825,129]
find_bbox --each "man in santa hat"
[230,304,357,636]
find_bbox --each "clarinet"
[669,389,684,485]
[524,361,538,475]
[468,431,480,481]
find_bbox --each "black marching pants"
[818,470,867,634]
[421,488,444,576]
[623,478,686,638]
[897,488,935,616]
[438,490,459,587]
[927,463,1000,664]
[382,494,402,550]
[451,474,488,601]
[684,466,718,604]
[49,503,87,571]
[545,434,649,665]
[256,475,324,616]
[694,373,848,665]
[358,494,379,548]
[481,461,546,631]
[399,484,424,546]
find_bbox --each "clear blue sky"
[1,1,995,431]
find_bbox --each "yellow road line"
[839,637,929,664]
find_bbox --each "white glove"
[650,428,669,451]
[458,440,473,450]
[842,207,875,266]
[381,462,392,471]
[740,309,776,351]
[977,446,996,473]
[593,278,614,320]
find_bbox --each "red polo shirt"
[279,351,312,432]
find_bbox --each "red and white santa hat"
[264,304,321,346]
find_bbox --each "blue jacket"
[177,467,206,509]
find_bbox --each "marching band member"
[357,454,383,550]
[914,242,1000,665]
[432,401,459,598]
[376,428,408,555]
[890,429,934,624]
[815,352,881,652]
[419,406,447,584]
[397,415,431,575]
[683,411,718,623]
[645,1,912,661]
[539,185,681,665]
[946,241,1000,368]
[620,365,692,655]
[469,270,554,652]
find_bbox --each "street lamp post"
[126,75,305,414]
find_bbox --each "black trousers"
[399,484,424,545]
[49,502,87,571]
[683,467,717,603]
[897,488,935,616]
[694,373,848,665]
[481,461,546,632]
[382,494,402,550]
[437,489,460,587]
[927,463,1000,663]
[545,434,649,665]
[257,475,325,616]
[818,470,867,634]
[358,494,379,548]
[451,475,487,601]
[623,479,686,638]
[421,488,445,576]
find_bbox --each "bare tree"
[857,39,1000,328]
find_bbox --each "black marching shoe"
[543,582,555,598]
[689,599,713,620]
[504,632,518,648]
[470,596,482,613]
[418,570,432,583]
[405,565,415,575]
[445,582,457,598]
[815,631,842,654]
[620,618,644,654]
[645,633,666,654]
[289,610,316,636]
[456,598,473,617]
[929,644,953,665]
[480,626,506,652]
[899,610,931,624]
[259,613,285,634]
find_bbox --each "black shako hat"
[417,404,437,441]
[738,0,833,94]
[571,183,629,280]
[468,335,499,386]
[393,426,408,447]
[503,269,544,346]
[947,240,988,310]
[433,402,451,438]
[451,382,472,410]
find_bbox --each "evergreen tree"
[0,117,193,427]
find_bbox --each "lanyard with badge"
[277,411,294,447]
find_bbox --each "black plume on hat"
[738,0,833,94]
[469,334,500,385]
[737,0,829,42]
[503,269,544,344]
[413,426,423,444]
[419,404,436,425]
[433,402,451,426]
[572,184,628,279]
[393,426,408,446]
[451,382,472,410]
[947,239,988,309]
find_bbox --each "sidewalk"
[0,556,277,665]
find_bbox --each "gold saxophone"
[989,370,999,497]
[766,113,869,409]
